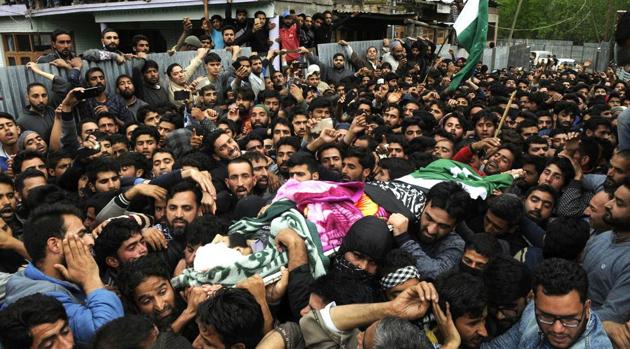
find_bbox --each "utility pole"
[508,0,524,44]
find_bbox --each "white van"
[530,50,553,66]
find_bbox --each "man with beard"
[242,151,277,200]
[481,259,612,349]
[118,254,210,342]
[275,136,300,180]
[260,90,281,118]
[217,157,256,219]
[605,150,630,190]
[36,29,77,64]
[483,256,531,337]
[0,113,21,172]
[453,139,520,177]
[554,101,581,130]
[78,67,134,123]
[133,60,170,108]
[230,57,253,93]
[248,55,266,98]
[116,74,148,119]
[83,28,127,64]
[583,189,613,234]
[341,148,373,182]
[165,48,208,107]
[582,178,630,346]
[250,104,270,130]
[522,184,557,227]
[17,83,55,143]
[316,143,343,174]
[305,50,353,85]
[388,181,472,279]
[433,271,489,348]
[0,173,27,273]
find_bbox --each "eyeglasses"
[535,306,585,328]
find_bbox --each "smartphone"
[232,60,241,70]
[311,118,333,134]
[75,86,102,100]
[174,90,190,101]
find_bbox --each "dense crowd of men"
[0,4,629,349]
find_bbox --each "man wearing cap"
[182,35,203,51]
[305,65,330,95]
[382,39,407,72]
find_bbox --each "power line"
[489,0,588,31]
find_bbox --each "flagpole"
[422,27,455,85]
[494,89,517,138]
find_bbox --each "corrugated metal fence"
[0,48,249,118]
[317,40,383,71]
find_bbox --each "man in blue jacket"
[481,258,612,349]
[3,203,124,347]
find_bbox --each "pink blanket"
[273,180,365,251]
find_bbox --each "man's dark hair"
[93,218,142,271]
[136,105,159,124]
[85,66,105,83]
[222,25,236,34]
[483,256,531,307]
[46,150,72,171]
[544,157,575,187]
[86,157,120,184]
[93,315,155,349]
[159,112,184,129]
[197,288,264,349]
[525,183,559,203]
[275,135,301,152]
[236,86,255,102]
[0,293,68,349]
[101,27,118,37]
[543,217,590,261]
[23,203,82,264]
[465,234,502,260]
[131,34,149,47]
[525,134,547,150]
[166,63,182,78]
[0,112,16,123]
[117,255,171,312]
[378,157,415,179]
[532,258,588,303]
[177,151,212,171]
[14,168,46,195]
[343,148,375,173]
[310,271,376,306]
[426,181,471,223]
[487,193,523,226]
[0,172,13,188]
[380,249,417,276]
[436,270,488,320]
[204,52,222,64]
[185,215,224,247]
[51,29,71,42]
[167,180,202,206]
[118,151,150,176]
[131,125,160,147]
[258,89,281,104]
[472,110,499,127]
[12,150,45,175]
[26,82,47,95]
[287,152,319,174]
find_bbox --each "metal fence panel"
[317,40,383,72]
[0,49,248,118]
[508,44,530,69]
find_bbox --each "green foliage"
[496,0,630,43]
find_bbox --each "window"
[2,32,55,66]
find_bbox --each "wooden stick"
[495,89,518,138]
[203,0,209,24]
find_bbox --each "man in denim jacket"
[481,258,612,349]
